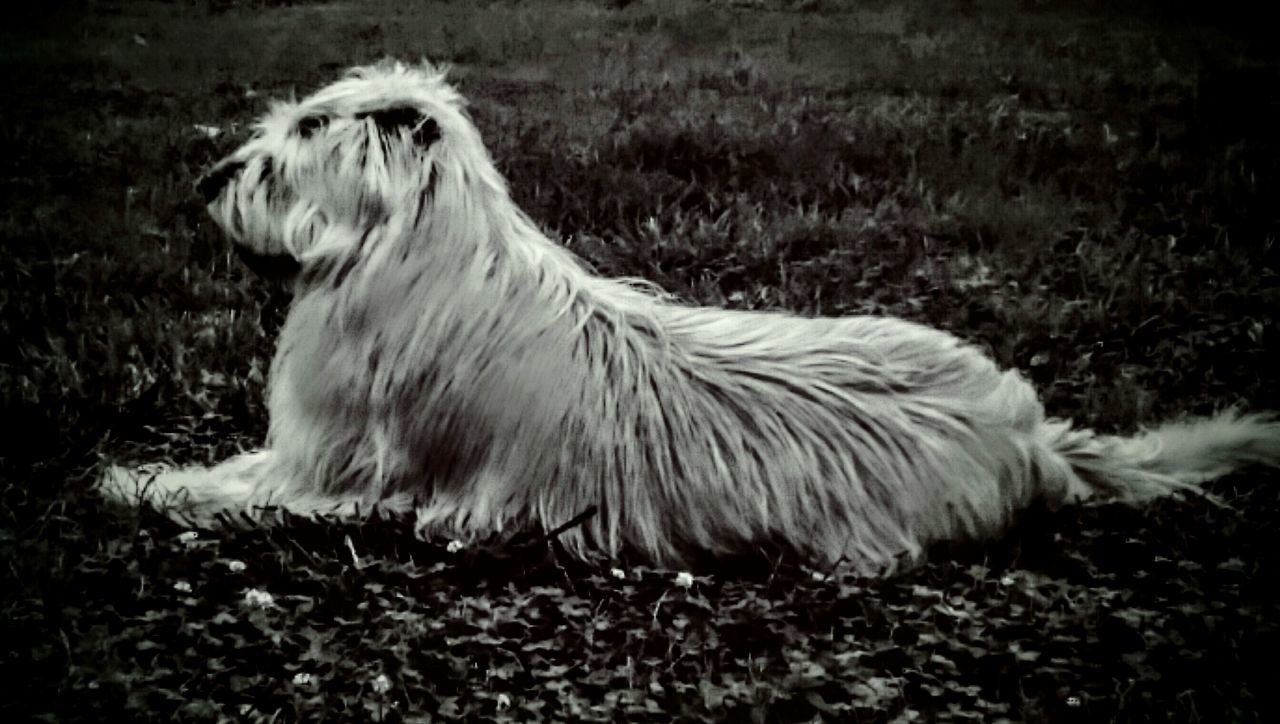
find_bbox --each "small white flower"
[496,692,511,710]
[610,567,626,580]
[371,673,392,694]
[225,559,247,572]
[243,588,275,608]
[173,580,192,593]
[192,124,222,140]
[674,571,694,589]
[1000,574,1016,587]
[810,571,826,582]
[1066,695,1082,708]
[446,540,465,553]
[177,531,199,544]
[292,672,314,686]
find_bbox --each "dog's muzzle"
[196,160,246,204]
[197,160,300,280]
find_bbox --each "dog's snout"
[196,160,247,203]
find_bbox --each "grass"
[2,0,1278,721]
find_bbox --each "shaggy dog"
[105,61,1280,574]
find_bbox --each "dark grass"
[3,0,1279,721]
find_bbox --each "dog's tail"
[1039,410,1280,502]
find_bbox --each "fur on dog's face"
[198,61,491,279]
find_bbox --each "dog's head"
[198,61,499,280]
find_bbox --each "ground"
[1,0,1278,721]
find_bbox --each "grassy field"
[3,0,1278,720]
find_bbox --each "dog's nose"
[196,160,246,203]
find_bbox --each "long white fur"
[103,61,1280,574]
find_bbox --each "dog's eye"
[296,115,329,139]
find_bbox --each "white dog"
[104,61,1280,574]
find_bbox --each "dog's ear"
[357,107,440,147]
